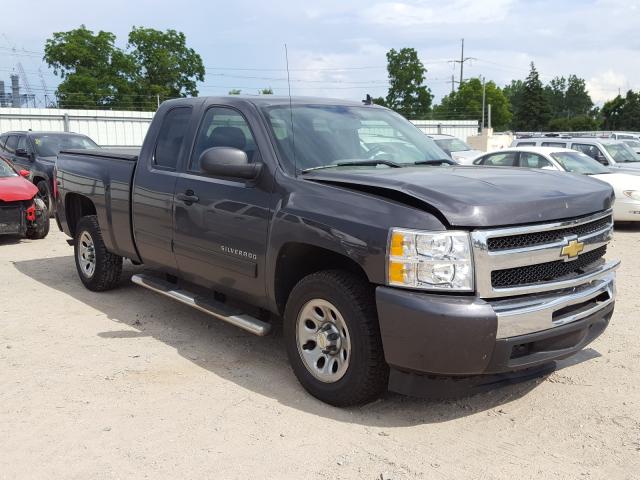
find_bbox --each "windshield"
[604,142,640,163]
[32,134,99,157]
[262,105,450,172]
[435,138,471,154]
[623,140,640,148]
[551,151,610,175]
[0,159,17,178]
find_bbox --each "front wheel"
[74,215,123,291]
[25,198,50,239]
[36,180,53,217]
[284,270,388,406]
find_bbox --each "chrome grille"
[471,210,615,298]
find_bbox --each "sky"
[1,0,639,108]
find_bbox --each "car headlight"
[623,190,640,201]
[387,228,474,291]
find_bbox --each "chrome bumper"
[491,260,619,339]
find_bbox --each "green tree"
[259,87,274,95]
[44,25,134,108]
[503,79,524,129]
[228,89,242,95]
[383,48,433,119]
[619,90,640,130]
[127,27,205,110]
[565,75,593,117]
[434,78,512,130]
[601,95,625,130]
[511,63,551,131]
[544,76,567,119]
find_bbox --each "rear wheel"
[284,270,388,406]
[74,215,122,291]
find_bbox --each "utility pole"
[451,38,476,90]
[481,76,486,131]
[450,75,455,94]
[488,104,492,130]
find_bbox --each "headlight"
[387,228,474,291]
[623,190,640,201]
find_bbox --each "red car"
[0,157,49,239]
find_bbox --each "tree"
[259,87,274,95]
[433,78,512,130]
[44,26,204,110]
[565,75,593,117]
[228,89,242,95]
[383,48,433,119]
[511,63,551,131]
[127,27,205,110]
[44,25,134,108]
[503,79,524,129]
[544,76,567,119]
[601,95,625,130]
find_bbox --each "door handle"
[176,191,199,205]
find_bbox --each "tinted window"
[190,107,257,171]
[572,143,602,161]
[520,152,554,169]
[541,142,566,148]
[516,141,536,146]
[481,152,517,166]
[16,135,27,151]
[603,143,640,163]
[32,134,98,156]
[154,107,192,169]
[5,135,18,154]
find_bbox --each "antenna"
[284,44,297,175]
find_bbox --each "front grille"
[488,215,612,251]
[491,245,607,288]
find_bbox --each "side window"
[153,107,192,170]
[190,107,257,172]
[16,135,27,151]
[572,143,600,160]
[482,152,517,166]
[520,152,554,169]
[4,135,18,154]
[541,142,566,148]
[516,141,536,146]
[0,135,7,152]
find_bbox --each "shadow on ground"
[13,254,599,427]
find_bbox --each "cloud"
[586,70,628,103]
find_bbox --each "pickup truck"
[55,96,619,406]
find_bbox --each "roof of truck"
[162,95,380,108]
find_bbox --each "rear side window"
[4,135,18,154]
[520,152,554,169]
[153,107,192,170]
[572,143,602,160]
[481,152,517,166]
[189,107,258,172]
[16,135,27,151]
[516,141,536,146]
[541,142,566,148]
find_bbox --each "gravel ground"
[1,226,639,480]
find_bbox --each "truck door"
[132,106,192,271]
[172,106,271,304]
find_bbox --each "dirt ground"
[1,226,639,480]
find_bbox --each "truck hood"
[0,175,38,201]
[303,166,614,227]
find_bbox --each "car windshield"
[604,142,640,163]
[32,134,99,157]
[624,140,640,148]
[261,105,449,172]
[435,138,471,154]
[0,159,17,177]
[550,151,610,175]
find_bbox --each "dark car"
[0,157,49,239]
[0,131,100,214]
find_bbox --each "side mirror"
[15,148,30,158]
[18,169,30,178]
[199,147,262,180]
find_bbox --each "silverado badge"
[561,239,585,260]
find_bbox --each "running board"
[130,273,271,336]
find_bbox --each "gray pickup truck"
[55,96,619,406]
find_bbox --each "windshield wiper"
[301,159,402,173]
[412,158,456,166]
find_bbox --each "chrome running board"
[131,273,271,336]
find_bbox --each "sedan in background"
[428,134,482,164]
[473,146,640,222]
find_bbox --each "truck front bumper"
[376,265,617,395]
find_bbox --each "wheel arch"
[65,193,97,237]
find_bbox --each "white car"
[473,146,640,222]
[428,134,483,164]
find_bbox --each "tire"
[74,215,122,291]
[25,199,50,239]
[36,180,53,217]
[284,270,389,406]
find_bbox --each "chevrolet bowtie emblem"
[561,239,584,259]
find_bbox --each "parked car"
[428,133,482,164]
[511,136,640,170]
[473,146,640,222]
[56,96,618,406]
[0,157,49,239]
[0,131,100,215]
[621,139,640,155]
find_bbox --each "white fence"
[410,120,479,141]
[0,107,480,147]
[0,108,154,147]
